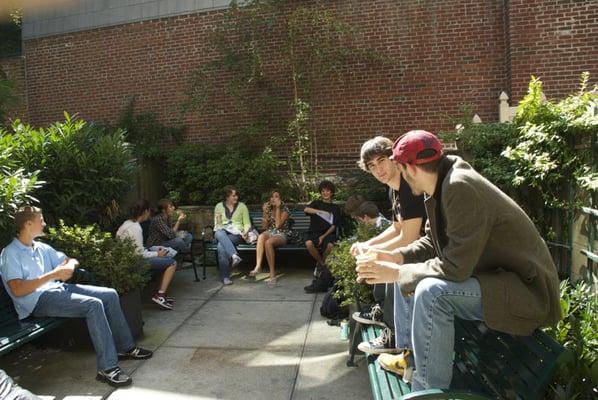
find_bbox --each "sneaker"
[96,366,132,387]
[223,277,233,285]
[152,293,173,310]
[303,281,328,293]
[231,254,242,268]
[118,347,153,360]
[357,327,401,355]
[378,350,415,383]
[352,304,386,327]
[157,292,174,303]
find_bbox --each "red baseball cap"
[390,130,444,165]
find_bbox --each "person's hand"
[157,248,167,257]
[365,248,403,264]
[318,235,325,246]
[350,242,368,257]
[53,261,76,281]
[355,258,400,285]
[242,232,249,242]
[177,212,187,222]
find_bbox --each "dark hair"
[344,194,366,215]
[223,185,238,201]
[318,180,336,196]
[129,199,150,220]
[14,205,42,232]
[358,136,393,171]
[353,201,379,219]
[157,198,173,213]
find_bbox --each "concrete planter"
[120,288,144,339]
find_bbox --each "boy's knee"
[414,277,447,303]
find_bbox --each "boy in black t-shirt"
[351,136,426,368]
[303,180,341,293]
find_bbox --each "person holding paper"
[303,180,341,293]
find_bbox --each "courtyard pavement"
[1,261,371,400]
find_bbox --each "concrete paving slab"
[292,294,371,400]
[107,347,299,400]
[164,298,314,350]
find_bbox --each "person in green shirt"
[213,185,251,285]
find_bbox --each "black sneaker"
[357,327,401,355]
[96,366,132,387]
[118,347,153,360]
[352,304,386,327]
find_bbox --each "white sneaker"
[231,254,242,268]
[357,327,401,355]
[223,277,233,285]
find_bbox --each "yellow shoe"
[378,350,414,383]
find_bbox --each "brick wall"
[15,0,598,172]
[507,0,598,102]
[0,56,27,122]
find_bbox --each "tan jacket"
[399,156,562,335]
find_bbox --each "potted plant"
[43,221,150,338]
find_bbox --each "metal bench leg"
[347,320,362,367]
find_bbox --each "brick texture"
[6,0,598,172]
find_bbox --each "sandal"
[249,268,261,278]
[266,276,277,287]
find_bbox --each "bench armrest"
[400,389,490,400]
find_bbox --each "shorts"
[147,256,176,273]
[306,232,337,251]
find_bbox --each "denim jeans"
[410,277,483,392]
[214,230,243,280]
[32,284,135,371]
[393,282,413,350]
[161,231,193,253]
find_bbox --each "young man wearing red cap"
[357,130,561,392]
[351,136,426,359]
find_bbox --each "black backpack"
[320,286,349,320]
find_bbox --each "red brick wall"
[507,0,598,102]
[16,0,597,172]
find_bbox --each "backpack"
[320,286,349,320]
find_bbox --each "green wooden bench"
[200,210,314,279]
[0,275,65,356]
[351,320,570,400]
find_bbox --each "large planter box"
[120,288,144,339]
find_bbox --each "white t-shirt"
[116,220,157,258]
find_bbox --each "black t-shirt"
[389,175,427,234]
[306,200,341,234]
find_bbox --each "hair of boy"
[156,198,173,213]
[14,205,42,233]
[358,136,393,172]
[318,180,336,196]
[344,194,366,215]
[223,185,238,201]
[353,201,379,219]
[129,199,150,220]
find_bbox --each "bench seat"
[355,319,570,400]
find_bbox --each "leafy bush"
[327,221,389,307]
[43,221,149,296]
[0,113,136,228]
[165,143,284,205]
[544,280,598,399]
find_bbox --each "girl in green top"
[213,185,251,285]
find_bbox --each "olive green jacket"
[399,156,562,335]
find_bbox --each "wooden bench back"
[248,210,311,233]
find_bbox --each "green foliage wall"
[0,113,136,228]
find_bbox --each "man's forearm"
[8,272,57,297]
[366,224,399,247]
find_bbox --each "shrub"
[0,113,136,228]
[327,221,390,307]
[544,280,598,399]
[43,221,149,296]
[165,143,283,205]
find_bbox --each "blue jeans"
[410,277,483,392]
[214,230,243,280]
[393,282,413,350]
[161,231,193,253]
[32,284,135,372]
